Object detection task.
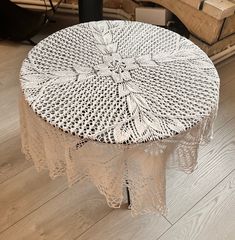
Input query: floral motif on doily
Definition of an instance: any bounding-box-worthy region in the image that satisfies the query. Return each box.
[88,21,186,142]
[95,53,138,83]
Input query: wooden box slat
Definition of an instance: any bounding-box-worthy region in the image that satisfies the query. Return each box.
[103,0,122,9]
[220,14,235,39]
[190,33,235,58]
[180,0,204,9]
[202,0,235,20]
[14,3,48,10]
[122,0,139,17]
[11,0,60,10]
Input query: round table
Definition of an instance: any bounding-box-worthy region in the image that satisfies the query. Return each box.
[19,20,220,215]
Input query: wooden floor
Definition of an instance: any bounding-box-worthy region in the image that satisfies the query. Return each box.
[0,14,235,240]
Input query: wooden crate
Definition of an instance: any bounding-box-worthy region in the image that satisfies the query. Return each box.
[135,6,173,26]
[11,0,235,61]
[11,0,62,11]
[108,0,235,61]
[137,0,235,44]
[134,0,235,61]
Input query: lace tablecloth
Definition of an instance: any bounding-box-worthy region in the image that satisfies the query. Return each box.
[19,20,220,215]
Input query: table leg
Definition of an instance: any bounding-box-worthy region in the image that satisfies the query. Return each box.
[79,0,103,23]
[126,185,131,209]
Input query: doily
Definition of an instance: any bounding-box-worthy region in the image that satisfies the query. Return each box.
[19,21,220,215]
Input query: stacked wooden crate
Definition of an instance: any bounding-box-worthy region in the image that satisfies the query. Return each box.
[106,0,235,62]
[11,0,235,61]
[184,0,235,62]
[138,0,235,62]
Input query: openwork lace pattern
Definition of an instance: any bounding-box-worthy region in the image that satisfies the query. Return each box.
[19,21,220,215]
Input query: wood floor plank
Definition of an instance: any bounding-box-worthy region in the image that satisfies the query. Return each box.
[0,42,31,90]
[218,79,235,106]
[0,86,20,144]
[0,134,32,184]
[0,42,30,144]
[76,206,170,240]
[216,55,235,86]
[165,115,235,223]
[0,42,32,183]
[214,72,235,125]
[158,170,235,240]
[0,167,68,233]
[164,73,235,223]
[0,180,113,240]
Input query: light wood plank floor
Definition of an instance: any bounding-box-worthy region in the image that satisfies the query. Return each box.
[0,14,235,240]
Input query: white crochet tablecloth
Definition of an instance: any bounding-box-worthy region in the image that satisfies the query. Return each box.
[19,20,220,215]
